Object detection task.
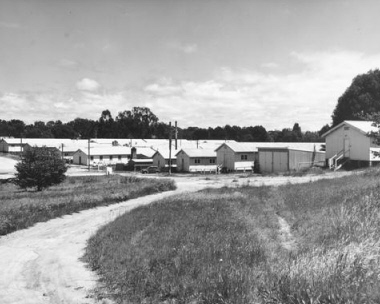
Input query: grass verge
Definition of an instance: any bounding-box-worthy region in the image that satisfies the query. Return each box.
[0,175,176,236]
[84,169,380,304]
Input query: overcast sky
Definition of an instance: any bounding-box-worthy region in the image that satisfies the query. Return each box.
[1,0,380,131]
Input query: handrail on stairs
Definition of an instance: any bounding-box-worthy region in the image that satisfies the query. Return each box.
[328,149,350,171]
[329,148,350,170]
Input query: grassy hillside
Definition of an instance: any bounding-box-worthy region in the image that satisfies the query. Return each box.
[84,169,380,304]
[0,175,176,235]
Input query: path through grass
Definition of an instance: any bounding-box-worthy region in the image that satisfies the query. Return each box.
[84,169,380,304]
[0,175,176,235]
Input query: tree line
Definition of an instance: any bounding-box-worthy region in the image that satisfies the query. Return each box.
[0,107,327,142]
[5,68,380,142]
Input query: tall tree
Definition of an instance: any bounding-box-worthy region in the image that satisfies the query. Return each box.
[332,69,380,126]
[14,147,67,191]
[98,110,115,138]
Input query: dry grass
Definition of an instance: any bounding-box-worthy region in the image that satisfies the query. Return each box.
[0,175,176,235]
[84,169,380,304]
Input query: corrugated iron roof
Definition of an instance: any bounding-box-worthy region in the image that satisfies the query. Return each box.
[176,148,217,158]
[77,146,131,156]
[257,142,324,152]
[216,142,324,153]
[215,142,257,152]
[322,120,378,138]
[153,149,180,159]
[134,148,156,158]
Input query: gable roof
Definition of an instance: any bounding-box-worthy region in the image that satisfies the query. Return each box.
[215,142,256,153]
[134,147,156,158]
[75,146,131,156]
[215,141,324,153]
[321,120,378,138]
[153,149,180,159]
[175,148,216,158]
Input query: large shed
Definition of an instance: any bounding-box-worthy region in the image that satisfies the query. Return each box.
[175,149,217,172]
[73,146,131,166]
[152,149,179,170]
[322,120,380,168]
[0,138,31,154]
[215,142,256,172]
[258,146,325,173]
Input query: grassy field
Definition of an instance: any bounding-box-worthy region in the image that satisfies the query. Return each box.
[84,169,380,304]
[0,175,176,236]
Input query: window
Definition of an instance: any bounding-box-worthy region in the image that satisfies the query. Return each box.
[344,127,350,130]
[194,159,200,164]
[110,155,113,160]
[241,154,248,160]
[118,155,121,160]
[90,156,94,161]
[100,156,103,160]
[210,159,215,163]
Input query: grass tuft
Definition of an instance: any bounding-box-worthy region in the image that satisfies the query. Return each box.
[84,169,380,303]
[0,175,176,235]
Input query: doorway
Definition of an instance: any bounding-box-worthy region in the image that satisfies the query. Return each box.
[344,138,350,158]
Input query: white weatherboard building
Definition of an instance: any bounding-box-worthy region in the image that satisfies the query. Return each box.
[176,149,217,172]
[258,146,325,173]
[322,120,380,168]
[214,142,325,173]
[215,142,256,172]
[152,149,179,170]
[73,147,131,166]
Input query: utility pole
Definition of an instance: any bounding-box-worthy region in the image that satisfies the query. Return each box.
[88,138,90,171]
[169,122,172,175]
[175,121,178,150]
[61,143,64,160]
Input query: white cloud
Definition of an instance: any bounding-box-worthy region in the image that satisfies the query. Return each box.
[167,42,198,54]
[0,89,127,124]
[3,50,380,130]
[58,58,78,68]
[76,78,100,91]
[261,62,279,69]
[143,50,380,130]
[0,21,22,29]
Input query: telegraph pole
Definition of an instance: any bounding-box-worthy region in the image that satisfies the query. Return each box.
[169,122,172,175]
[88,138,90,171]
[175,121,178,150]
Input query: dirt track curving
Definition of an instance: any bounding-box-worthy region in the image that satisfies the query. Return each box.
[0,171,353,304]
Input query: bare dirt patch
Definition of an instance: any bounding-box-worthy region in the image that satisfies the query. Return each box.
[0,155,18,177]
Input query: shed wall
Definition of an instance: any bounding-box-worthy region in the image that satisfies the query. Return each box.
[289,150,325,170]
[216,145,256,171]
[0,141,8,153]
[216,145,235,170]
[176,151,190,172]
[73,151,88,165]
[325,125,371,161]
[259,149,289,173]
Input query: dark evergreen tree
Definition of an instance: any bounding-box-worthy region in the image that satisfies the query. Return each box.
[332,69,380,126]
[14,147,67,191]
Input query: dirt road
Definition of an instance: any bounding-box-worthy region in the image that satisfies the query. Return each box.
[0,171,353,304]
[0,155,17,178]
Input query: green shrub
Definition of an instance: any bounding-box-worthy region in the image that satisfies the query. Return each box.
[14,147,67,191]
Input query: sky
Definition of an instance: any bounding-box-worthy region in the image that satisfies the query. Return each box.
[1,0,380,131]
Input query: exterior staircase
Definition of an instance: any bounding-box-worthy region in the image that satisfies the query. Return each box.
[328,149,350,171]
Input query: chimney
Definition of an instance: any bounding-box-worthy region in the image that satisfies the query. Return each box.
[131,147,136,159]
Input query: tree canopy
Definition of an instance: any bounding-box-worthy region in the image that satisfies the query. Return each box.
[0,107,324,142]
[14,147,67,191]
[332,69,380,126]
